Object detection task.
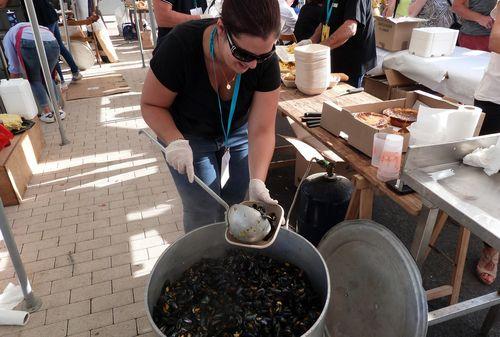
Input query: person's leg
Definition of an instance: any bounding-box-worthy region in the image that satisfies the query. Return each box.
[477,243,499,285]
[474,99,500,135]
[162,137,225,233]
[20,40,51,113]
[47,22,81,77]
[220,125,250,206]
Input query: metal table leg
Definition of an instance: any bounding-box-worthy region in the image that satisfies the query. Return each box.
[411,201,439,268]
[0,199,42,312]
[480,291,500,337]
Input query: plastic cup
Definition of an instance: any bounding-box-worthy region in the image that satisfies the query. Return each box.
[371,133,389,168]
[377,134,404,182]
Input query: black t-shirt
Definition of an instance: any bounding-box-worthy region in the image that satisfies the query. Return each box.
[157,0,207,40]
[150,19,281,140]
[294,4,323,42]
[323,0,376,77]
[33,0,58,26]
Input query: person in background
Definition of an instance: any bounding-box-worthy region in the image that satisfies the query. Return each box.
[32,0,82,87]
[473,3,500,285]
[141,0,281,232]
[152,0,211,45]
[384,0,455,28]
[3,23,66,123]
[294,0,323,41]
[278,0,298,36]
[297,0,377,87]
[453,0,496,51]
[0,0,83,88]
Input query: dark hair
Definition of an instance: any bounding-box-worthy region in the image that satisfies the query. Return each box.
[221,0,281,39]
[307,0,323,5]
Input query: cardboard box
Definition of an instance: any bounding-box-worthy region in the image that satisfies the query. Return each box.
[364,71,417,101]
[320,91,459,157]
[374,16,426,51]
[0,119,45,206]
[141,31,154,49]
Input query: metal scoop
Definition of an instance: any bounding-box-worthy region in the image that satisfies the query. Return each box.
[139,130,272,244]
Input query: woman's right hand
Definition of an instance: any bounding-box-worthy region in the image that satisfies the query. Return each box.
[165,139,195,183]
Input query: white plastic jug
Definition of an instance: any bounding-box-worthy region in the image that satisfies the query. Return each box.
[0,79,38,119]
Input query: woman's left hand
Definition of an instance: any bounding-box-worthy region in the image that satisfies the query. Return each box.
[248,179,278,205]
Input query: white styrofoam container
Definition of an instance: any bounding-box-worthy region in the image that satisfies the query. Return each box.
[0,79,38,119]
[409,27,459,58]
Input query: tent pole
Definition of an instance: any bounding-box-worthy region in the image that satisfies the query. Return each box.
[146,0,157,46]
[133,0,146,68]
[59,0,72,54]
[0,199,42,312]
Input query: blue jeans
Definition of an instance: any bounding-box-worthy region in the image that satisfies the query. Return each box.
[47,22,79,82]
[163,125,250,233]
[20,39,60,110]
[347,73,364,88]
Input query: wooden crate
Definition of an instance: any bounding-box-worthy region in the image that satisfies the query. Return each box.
[0,119,44,206]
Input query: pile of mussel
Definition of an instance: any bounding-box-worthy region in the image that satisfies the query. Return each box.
[153,250,321,337]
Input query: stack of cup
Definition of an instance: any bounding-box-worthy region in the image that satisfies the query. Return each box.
[294,44,331,95]
[372,133,404,182]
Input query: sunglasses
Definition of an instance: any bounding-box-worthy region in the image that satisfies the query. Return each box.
[225,30,276,64]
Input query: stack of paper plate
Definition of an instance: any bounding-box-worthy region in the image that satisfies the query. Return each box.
[295,44,331,95]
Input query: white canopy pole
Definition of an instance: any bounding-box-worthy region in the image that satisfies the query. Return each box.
[59,0,72,54]
[23,0,70,146]
[0,199,42,312]
[133,0,146,68]
[146,0,157,46]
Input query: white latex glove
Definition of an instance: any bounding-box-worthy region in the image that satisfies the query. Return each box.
[200,13,214,19]
[296,39,312,46]
[248,179,278,205]
[165,139,194,183]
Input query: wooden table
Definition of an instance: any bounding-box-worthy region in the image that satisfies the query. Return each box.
[278,83,422,216]
[279,83,476,308]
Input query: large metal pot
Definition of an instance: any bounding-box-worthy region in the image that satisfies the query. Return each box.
[145,222,331,337]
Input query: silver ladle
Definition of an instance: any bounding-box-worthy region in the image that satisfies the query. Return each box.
[139,130,271,243]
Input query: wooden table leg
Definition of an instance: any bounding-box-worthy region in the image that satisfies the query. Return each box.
[450,227,471,305]
[345,174,372,220]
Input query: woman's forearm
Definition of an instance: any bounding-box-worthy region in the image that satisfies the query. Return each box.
[248,127,275,181]
[141,104,183,144]
[247,90,279,181]
[490,10,500,53]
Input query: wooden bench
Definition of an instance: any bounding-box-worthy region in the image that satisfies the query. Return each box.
[0,119,44,206]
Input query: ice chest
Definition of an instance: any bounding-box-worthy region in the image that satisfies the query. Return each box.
[320,91,459,157]
[0,79,38,119]
[409,27,459,57]
[374,16,426,52]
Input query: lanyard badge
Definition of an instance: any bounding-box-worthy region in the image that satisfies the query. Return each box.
[322,0,337,42]
[209,28,241,187]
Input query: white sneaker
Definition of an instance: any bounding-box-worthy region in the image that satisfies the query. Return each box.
[72,72,83,82]
[59,110,66,120]
[40,112,55,123]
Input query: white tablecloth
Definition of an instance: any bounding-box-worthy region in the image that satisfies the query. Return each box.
[382,47,491,104]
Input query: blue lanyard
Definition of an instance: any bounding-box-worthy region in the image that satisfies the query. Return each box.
[209,28,241,146]
[325,0,335,24]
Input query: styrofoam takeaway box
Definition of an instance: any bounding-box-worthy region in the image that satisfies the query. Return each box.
[409,27,459,58]
[0,79,38,119]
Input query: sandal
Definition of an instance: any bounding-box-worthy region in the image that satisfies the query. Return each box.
[476,246,499,285]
